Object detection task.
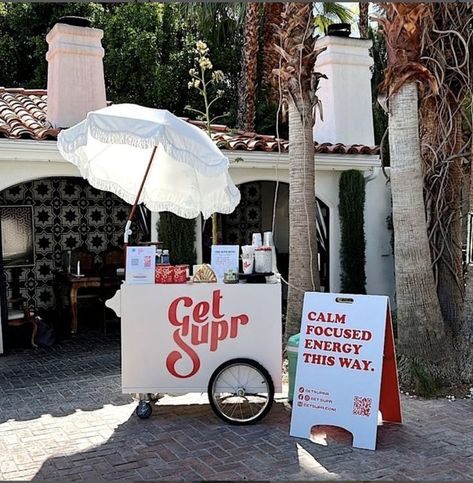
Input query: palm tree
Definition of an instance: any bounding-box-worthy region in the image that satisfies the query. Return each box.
[420,2,472,338]
[237,3,260,132]
[378,3,453,388]
[239,2,353,132]
[273,3,325,341]
[358,2,369,38]
[464,130,473,343]
[262,2,284,90]
[313,2,354,35]
[178,3,245,42]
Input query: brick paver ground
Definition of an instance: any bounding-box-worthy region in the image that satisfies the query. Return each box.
[1,328,473,480]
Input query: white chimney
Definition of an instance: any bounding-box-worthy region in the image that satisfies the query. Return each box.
[314,36,374,146]
[46,21,106,128]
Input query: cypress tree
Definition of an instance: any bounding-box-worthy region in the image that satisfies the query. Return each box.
[339,170,366,294]
[158,213,196,266]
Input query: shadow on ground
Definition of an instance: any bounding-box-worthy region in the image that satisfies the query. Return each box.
[0,327,131,424]
[3,322,472,480]
[32,399,349,480]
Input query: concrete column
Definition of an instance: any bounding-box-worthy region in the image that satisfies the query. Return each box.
[46,22,106,128]
[314,36,374,146]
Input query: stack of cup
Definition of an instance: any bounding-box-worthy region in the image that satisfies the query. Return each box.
[263,231,278,274]
[263,231,273,246]
[254,246,273,273]
[252,233,262,247]
[241,245,255,274]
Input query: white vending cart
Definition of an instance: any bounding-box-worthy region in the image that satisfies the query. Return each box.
[107,281,282,425]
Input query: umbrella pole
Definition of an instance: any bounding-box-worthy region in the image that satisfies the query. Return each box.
[123,145,158,250]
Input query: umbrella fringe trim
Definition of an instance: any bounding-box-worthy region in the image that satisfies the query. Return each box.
[57,120,230,178]
[74,168,241,220]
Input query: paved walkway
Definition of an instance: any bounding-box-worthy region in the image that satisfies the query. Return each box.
[1,329,473,481]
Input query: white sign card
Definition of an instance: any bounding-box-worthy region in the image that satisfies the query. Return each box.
[210,245,239,281]
[290,292,401,451]
[125,246,156,284]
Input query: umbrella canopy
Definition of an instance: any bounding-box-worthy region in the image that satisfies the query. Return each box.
[57,104,240,219]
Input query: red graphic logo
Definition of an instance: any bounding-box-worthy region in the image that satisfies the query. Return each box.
[166,290,249,378]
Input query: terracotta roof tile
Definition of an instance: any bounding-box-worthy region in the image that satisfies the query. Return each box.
[0,89,380,155]
[0,88,59,140]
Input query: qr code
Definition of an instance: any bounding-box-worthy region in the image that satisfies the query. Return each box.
[353,396,372,417]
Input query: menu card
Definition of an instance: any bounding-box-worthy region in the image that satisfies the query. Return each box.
[125,246,156,284]
[211,245,239,282]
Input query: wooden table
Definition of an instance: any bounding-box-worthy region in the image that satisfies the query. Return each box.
[67,275,102,334]
[8,308,38,348]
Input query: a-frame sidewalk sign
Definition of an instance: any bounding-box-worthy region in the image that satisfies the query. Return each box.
[290,292,402,450]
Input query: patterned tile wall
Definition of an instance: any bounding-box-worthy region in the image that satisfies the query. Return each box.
[0,177,144,310]
[222,182,262,246]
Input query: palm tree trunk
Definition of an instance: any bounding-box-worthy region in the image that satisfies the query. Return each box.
[463,138,473,341]
[359,3,369,39]
[237,3,260,132]
[274,2,323,341]
[285,98,320,340]
[461,138,473,379]
[262,2,284,98]
[421,98,464,335]
[435,112,464,335]
[389,82,452,382]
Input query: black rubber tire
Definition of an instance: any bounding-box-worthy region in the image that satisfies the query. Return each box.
[136,401,152,419]
[208,358,274,425]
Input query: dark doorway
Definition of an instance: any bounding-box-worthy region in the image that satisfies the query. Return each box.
[203,181,330,291]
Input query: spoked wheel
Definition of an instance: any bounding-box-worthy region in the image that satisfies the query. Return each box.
[208,358,274,425]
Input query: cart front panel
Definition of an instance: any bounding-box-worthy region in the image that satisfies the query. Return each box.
[120,283,282,393]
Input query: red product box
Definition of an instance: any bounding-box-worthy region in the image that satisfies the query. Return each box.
[155,264,174,284]
[174,265,188,284]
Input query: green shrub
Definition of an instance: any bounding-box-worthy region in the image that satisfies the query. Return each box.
[158,212,196,266]
[339,169,366,294]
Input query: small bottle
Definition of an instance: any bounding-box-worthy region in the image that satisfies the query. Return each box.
[161,249,170,264]
[156,249,163,265]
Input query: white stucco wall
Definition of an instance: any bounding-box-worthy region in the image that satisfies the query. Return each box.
[0,143,395,357]
[0,161,79,192]
[364,169,395,300]
[314,36,375,146]
[0,140,80,192]
[229,152,395,300]
[46,23,106,128]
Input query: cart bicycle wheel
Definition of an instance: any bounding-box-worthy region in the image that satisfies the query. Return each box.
[208,358,274,425]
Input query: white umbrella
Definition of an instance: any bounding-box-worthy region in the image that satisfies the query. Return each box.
[57,104,240,241]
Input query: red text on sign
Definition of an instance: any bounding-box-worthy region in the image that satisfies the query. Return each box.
[307,312,347,324]
[166,290,249,378]
[305,325,372,341]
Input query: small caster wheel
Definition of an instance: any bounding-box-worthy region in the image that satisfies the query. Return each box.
[136,401,152,419]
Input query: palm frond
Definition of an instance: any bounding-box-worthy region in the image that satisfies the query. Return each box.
[313,2,354,33]
[178,2,245,41]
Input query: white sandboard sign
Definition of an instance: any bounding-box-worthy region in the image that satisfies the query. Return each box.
[290,292,401,450]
